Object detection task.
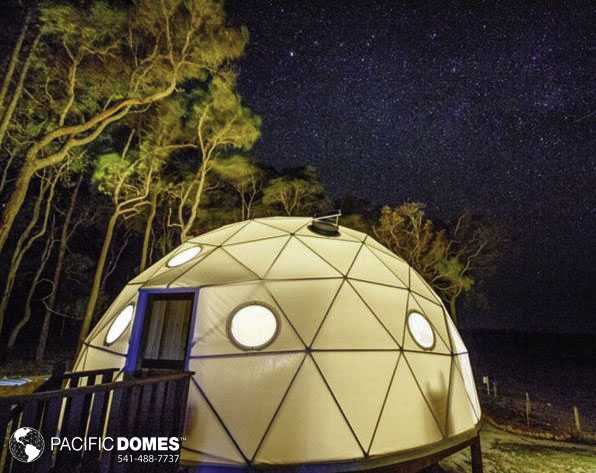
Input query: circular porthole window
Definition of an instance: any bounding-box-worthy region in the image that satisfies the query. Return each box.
[167,246,202,267]
[228,304,279,350]
[105,304,134,346]
[407,311,435,350]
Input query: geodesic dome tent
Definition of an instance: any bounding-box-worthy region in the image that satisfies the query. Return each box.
[75,216,481,470]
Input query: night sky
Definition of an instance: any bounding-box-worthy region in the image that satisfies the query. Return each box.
[227,1,596,334]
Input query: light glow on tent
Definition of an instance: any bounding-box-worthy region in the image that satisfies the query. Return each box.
[229,304,278,349]
[105,304,134,345]
[79,218,482,467]
[167,246,202,267]
[407,311,435,349]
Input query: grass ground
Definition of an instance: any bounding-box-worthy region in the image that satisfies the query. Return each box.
[438,423,596,473]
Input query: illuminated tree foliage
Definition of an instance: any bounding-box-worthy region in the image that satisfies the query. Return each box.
[168,73,261,242]
[0,165,63,340]
[212,154,264,220]
[0,1,505,360]
[0,0,248,252]
[262,166,330,216]
[78,132,157,349]
[373,203,502,324]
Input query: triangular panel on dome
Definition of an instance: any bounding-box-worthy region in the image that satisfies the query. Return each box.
[129,261,165,285]
[446,311,468,354]
[364,236,395,258]
[409,268,442,304]
[296,236,363,275]
[181,448,244,466]
[189,221,250,246]
[191,283,305,356]
[312,282,398,349]
[266,279,343,346]
[254,217,310,234]
[265,237,342,280]
[446,360,478,436]
[348,245,406,288]
[403,296,451,354]
[224,236,290,279]
[338,226,369,242]
[404,352,452,436]
[350,280,408,347]
[411,294,452,353]
[189,353,304,459]
[129,254,171,285]
[130,241,212,284]
[224,221,289,245]
[87,283,141,340]
[72,346,88,372]
[83,346,125,372]
[88,318,132,356]
[254,356,362,464]
[128,242,197,284]
[370,354,443,455]
[138,244,217,288]
[184,380,245,464]
[313,351,399,449]
[166,249,259,288]
[454,354,481,421]
[367,246,410,288]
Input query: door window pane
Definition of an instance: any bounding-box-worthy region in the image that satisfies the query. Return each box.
[140,293,194,370]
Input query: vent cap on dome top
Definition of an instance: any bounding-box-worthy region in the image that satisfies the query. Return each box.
[308,212,342,236]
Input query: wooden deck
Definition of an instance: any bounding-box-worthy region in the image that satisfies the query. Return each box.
[1,366,483,473]
[0,366,192,473]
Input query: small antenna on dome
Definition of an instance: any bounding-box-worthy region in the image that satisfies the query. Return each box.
[309,211,342,236]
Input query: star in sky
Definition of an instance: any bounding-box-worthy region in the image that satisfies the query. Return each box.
[227,0,596,332]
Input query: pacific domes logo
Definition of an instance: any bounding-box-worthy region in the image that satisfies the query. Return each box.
[9,427,45,463]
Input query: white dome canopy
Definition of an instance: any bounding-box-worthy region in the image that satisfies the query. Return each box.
[76,217,481,469]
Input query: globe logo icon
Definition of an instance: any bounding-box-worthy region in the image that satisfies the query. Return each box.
[9,427,44,463]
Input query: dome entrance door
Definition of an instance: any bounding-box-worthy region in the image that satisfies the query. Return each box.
[133,291,196,371]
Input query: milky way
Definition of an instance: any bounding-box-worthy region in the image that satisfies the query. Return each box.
[227,1,595,333]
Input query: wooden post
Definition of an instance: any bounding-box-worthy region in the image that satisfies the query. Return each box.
[573,406,581,432]
[482,376,490,396]
[470,435,484,473]
[525,392,531,427]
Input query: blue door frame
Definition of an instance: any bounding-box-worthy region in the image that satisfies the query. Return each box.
[125,287,200,374]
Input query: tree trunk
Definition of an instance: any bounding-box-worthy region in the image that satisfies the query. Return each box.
[140,192,158,272]
[180,165,208,242]
[0,152,17,195]
[240,193,247,220]
[0,31,42,149]
[0,161,36,254]
[7,228,54,351]
[0,69,176,255]
[245,185,258,219]
[36,176,82,361]
[0,9,30,113]
[0,173,53,338]
[449,297,458,326]
[0,253,27,339]
[77,210,119,353]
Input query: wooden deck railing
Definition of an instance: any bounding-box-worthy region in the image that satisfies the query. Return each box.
[0,368,192,473]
